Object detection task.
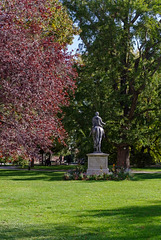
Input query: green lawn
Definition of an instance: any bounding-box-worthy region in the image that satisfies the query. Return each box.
[1,169,161,239]
[28,164,77,171]
[131,167,161,172]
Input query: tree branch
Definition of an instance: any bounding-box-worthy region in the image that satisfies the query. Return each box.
[132,107,161,120]
[142,40,161,60]
[131,12,140,24]
[149,56,161,77]
[128,92,138,120]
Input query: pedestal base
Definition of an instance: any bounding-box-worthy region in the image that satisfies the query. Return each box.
[87,153,109,175]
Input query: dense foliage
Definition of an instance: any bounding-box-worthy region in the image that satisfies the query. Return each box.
[0,0,77,160]
[62,0,161,167]
[44,0,79,45]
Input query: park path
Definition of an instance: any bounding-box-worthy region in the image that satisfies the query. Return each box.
[132,170,161,173]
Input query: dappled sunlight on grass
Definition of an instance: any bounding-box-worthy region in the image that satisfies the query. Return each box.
[132,173,161,181]
[1,169,161,239]
[1,204,161,239]
[0,170,64,181]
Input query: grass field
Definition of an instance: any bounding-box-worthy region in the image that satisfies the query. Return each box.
[1,169,161,240]
[26,164,77,171]
[132,167,161,172]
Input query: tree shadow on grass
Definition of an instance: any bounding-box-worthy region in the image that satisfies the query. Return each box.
[72,173,161,184]
[0,170,64,181]
[1,203,161,239]
[1,169,161,182]
[75,203,161,239]
[132,173,161,181]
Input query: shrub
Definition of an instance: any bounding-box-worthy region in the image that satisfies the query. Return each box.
[12,156,29,168]
[64,167,133,181]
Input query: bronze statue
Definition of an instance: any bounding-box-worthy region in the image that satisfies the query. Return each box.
[91,112,105,152]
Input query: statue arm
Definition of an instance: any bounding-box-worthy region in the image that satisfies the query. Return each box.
[100,118,106,126]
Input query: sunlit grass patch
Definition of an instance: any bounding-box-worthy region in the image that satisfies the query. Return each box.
[1,169,161,239]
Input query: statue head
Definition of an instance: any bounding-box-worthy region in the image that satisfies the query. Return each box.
[95,112,99,116]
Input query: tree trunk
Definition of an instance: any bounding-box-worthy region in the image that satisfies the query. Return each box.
[42,153,44,166]
[116,144,130,169]
[31,158,34,167]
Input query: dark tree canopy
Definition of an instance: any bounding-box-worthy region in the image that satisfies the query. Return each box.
[62,0,161,167]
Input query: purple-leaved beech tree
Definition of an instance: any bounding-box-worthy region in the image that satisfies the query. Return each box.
[0,0,77,160]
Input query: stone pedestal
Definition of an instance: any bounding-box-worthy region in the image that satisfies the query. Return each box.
[87,153,109,175]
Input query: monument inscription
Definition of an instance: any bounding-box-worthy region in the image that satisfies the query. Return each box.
[88,156,107,168]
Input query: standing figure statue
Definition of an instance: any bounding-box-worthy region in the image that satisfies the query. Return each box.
[91,112,105,152]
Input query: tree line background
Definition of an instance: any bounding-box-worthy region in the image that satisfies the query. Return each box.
[1,0,161,168]
[62,0,161,168]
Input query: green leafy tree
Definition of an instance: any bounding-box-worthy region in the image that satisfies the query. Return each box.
[62,0,161,168]
[43,0,80,46]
